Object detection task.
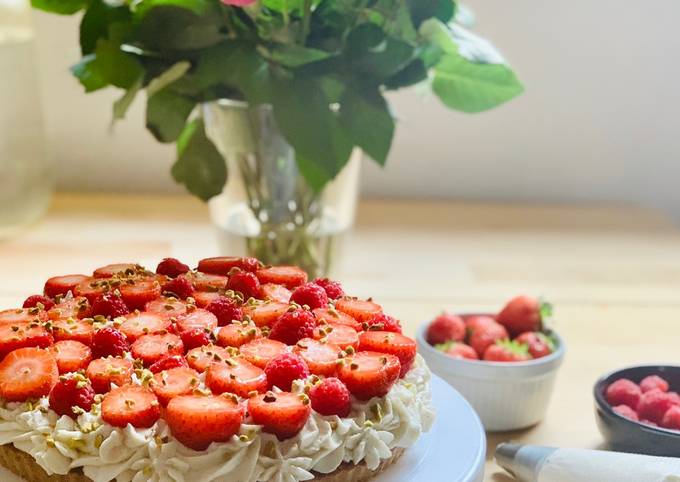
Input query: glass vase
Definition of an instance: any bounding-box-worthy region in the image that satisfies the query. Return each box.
[204,99,361,278]
[0,0,51,239]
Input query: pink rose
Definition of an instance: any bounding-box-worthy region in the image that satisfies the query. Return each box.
[221,0,257,6]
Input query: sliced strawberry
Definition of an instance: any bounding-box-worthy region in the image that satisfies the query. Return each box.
[192,291,223,308]
[101,384,160,428]
[165,394,245,451]
[248,391,311,440]
[44,275,91,298]
[73,279,111,304]
[131,333,184,367]
[93,263,144,278]
[119,311,171,342]
[86,357,134,393]
[313,323,359,350]
[51,318,95,346]
[334,299,382,323]
[119,279,162,311]
[48,297,92,320]
[313,308,361,331]
[197,256,261,275]
[0,347,58,402]
[338,351,400,401]
[186,344,233,372]
[240,338,288,369]
[293,338,342,377]
[0,308,47,326]
[182,272,229,292]
[0,323,54,359]
[217,323,260,348]
[145,297,189,319]
[256,266,308,289]
[358,331,417,377]
[206,358,267,397]
[50,340,92,374]
[260,284,292,304]
[243,302,289,328]
[151,367,200,406]
[175,309,218,334]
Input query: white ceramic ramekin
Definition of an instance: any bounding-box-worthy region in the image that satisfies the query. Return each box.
[416,321,565,432]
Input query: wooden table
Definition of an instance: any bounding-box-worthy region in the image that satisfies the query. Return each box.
[2,193,680,481]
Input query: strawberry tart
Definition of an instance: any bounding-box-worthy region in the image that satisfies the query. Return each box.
[0,258,435,482]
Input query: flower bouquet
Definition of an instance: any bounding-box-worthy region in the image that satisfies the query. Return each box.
[32,0,522,275]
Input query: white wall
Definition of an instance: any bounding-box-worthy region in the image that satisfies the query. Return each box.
[31,1,680,220]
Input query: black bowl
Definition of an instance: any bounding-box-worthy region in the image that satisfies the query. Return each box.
[594,365,680,456]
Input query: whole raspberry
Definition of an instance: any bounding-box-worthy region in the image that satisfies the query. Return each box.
[161,277,194,300]
[227,271,260,300]
[640,375,669,393]
[91,327,130,359]
[426,312,465,345]
[605,378,642,410]
[206,297,244,326]
[613,404,639,421]
[22,294,56,311]
[49,375,96,418]
[156,258,190,278]
[313,279,344,300]
[662,405,680,429]
[363,313,402,334]
[91,293,129,319]
[290,283,329,310]
[240,257,262,272]
[180,327,212,351]
[309,377,351,417]
[264,353,310,391]
[149,354,189,374]
[637,389,679,424]
[269,309,316,345]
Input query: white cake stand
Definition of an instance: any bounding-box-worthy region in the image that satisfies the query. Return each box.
[0,375,486,482]
[374,374,486,482]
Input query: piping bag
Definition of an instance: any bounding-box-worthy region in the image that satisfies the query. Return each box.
[495,443,680,482]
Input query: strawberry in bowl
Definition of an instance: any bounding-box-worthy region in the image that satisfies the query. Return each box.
[417,295,565,431]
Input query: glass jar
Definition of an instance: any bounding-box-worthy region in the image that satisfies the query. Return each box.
[0,0,51,238]
[204,99,361,278]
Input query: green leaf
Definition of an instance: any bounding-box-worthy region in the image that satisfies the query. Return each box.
[72,38,144,92]
[384,59,428,90]
[369,0,418,42]
[134,5,223,51]
[171,118,227,201]
[419,18,457,55]
[346,23,415,81]
[146,89,196,142]
[71,55,109,93]
[133,0,212,18]
[432,53,524,113]
[147,61,192,97]
[80,0,132,55]
[271,78,352,191]
[270,45,331,68]
[339,89,394,165]
[407,0,455,27]
[113,76,143,121]
[31,0,88,15]
[188,42,273,103]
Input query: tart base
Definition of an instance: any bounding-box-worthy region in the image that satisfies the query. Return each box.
[0,443,404,482]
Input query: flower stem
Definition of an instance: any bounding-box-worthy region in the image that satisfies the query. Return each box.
[300,0,312,44]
